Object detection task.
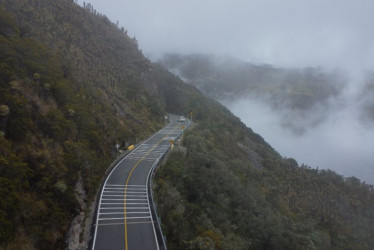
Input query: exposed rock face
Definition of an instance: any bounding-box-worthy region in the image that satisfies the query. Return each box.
[237,142,263,169]
[65,174,87,250]
[66,212,85,250]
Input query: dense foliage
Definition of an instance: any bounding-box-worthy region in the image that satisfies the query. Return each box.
[154,109,374,249]
[1,0,374,249]
[0,0,168,248]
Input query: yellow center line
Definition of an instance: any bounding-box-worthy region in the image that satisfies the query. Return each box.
[124,123,180,250]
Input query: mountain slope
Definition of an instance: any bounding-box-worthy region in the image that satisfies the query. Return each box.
[0,1,374,250]
[0,1,273,248]
[0,1,170,248]
[153,99,374,249]
[156,55,374,249]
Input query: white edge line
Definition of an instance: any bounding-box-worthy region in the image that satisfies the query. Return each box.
[145,116,186,250]
[102,199,147,201]
[147,159,161,250]
[101,203,148,205]
[102,194,144,196]
[103,191,146,193]
[104,187,146,190]
[100,212,150,215]
[92,153,128,249]
[99,207,148,210]
[99,216,152,220]
[92,119,173,249]
[105,184,146,187]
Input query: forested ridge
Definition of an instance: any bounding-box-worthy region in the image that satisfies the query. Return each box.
[0,1,374,250]
[0,0,186,248]
[155,123,374,249]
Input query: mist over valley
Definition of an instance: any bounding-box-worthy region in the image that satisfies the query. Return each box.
[2,1,374,249]
[87,0,374,183]
[159,54,374,184]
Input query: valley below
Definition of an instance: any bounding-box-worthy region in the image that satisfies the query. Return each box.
[160,53,374,184]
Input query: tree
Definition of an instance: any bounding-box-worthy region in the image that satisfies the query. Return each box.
[0,104,10,133]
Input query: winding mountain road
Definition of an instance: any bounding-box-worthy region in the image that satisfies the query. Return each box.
[92,115,188,250]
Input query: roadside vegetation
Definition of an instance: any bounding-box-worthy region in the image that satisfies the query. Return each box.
[155,110,374,249]
[1,0,374,249]
[0,1,165,248]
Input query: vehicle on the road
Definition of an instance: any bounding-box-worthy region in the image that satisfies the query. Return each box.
[178,116,186,122]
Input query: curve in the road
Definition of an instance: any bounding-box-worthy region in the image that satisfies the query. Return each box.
[123,127,177,249]
[92,115,188,250]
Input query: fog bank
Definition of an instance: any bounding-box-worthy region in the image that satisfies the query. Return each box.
[225,96,374,184]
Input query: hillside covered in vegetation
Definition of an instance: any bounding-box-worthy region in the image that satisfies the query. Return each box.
[0,1,374,250]
[0,0,193,248]
[155,121,374,249]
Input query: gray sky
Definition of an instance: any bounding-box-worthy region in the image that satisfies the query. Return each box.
[86,0,374,69]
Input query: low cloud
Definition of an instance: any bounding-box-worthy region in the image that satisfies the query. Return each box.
[225,80,374,184]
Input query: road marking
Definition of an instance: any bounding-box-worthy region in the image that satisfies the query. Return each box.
[99,216,151,221]
[99,207,148,210]
[92,118,184,250]
[103,195,146,197]
[122,212,149,214]
[104,190,146,193]
[97,221,154,226]
[100,203,125,205]
[124,123,179,250]
[123,203,149,206]
[93,139,147,249]
[99,211,150,215]
[106,184,146,187]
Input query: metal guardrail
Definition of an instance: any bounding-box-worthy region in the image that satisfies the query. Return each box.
[147,122,187,250]
[148,158,167,250]
[89,116,189,250]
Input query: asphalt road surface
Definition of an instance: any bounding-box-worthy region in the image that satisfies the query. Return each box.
[92,115,188,250]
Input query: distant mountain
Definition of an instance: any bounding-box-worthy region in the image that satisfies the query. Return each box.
[159,53,349,134]
[1,1,374,250]
[159,54,346,105]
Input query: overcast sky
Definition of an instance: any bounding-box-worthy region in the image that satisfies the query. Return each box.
[85,0,374,69]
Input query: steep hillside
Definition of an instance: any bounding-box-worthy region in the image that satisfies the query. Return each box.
[0,0,175,248]
[1,1,374,250]
[0,1,269,248]
[156,49,374,249]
